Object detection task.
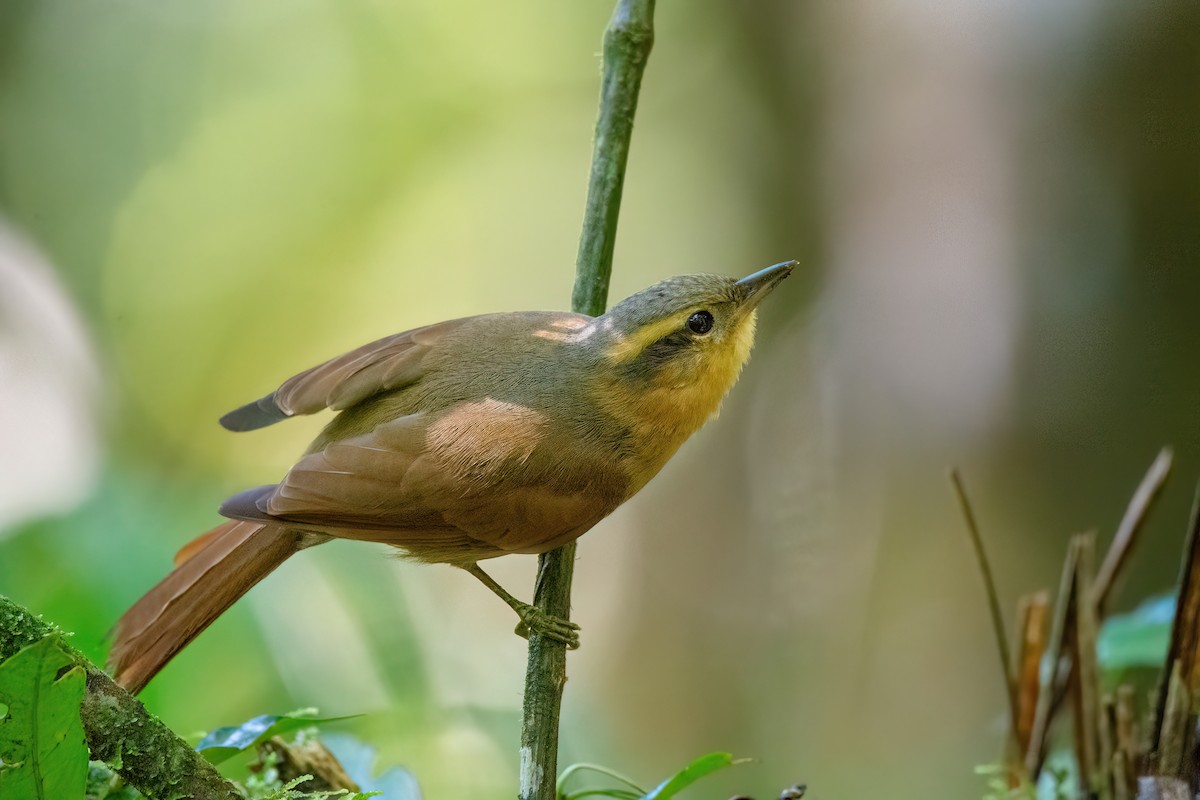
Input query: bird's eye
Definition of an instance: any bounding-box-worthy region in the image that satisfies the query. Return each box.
[687,310,714,334]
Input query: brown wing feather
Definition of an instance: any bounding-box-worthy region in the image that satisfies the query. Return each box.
[441,485,608,554]
[234,406,625,563]
[219,318,468,431]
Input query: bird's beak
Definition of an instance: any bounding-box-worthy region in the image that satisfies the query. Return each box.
[734,261,796,317]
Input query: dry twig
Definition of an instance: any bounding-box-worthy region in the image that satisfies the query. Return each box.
[1095,448,1174,614]
[1014,591,1050,755]
[1068,533,1106,796]
[950,469,1020,754]
[1026,539,1080,775]
[1153,482,1200,760]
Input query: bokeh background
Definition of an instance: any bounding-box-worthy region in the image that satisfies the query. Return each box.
[1,1,1197,797]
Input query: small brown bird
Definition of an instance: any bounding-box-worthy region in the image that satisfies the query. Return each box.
[110,262,794,693]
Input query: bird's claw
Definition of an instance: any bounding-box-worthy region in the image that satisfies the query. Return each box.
[513,603,581,649]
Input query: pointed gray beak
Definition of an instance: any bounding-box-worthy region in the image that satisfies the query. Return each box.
[735,260,796,314]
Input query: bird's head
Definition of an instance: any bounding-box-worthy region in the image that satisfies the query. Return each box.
[589,261,795,465]
[600,261,795,382]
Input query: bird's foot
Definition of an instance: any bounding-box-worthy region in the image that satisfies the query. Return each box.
[513,602,581,649]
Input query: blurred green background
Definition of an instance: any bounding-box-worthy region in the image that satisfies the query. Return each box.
[0,1,1197,797]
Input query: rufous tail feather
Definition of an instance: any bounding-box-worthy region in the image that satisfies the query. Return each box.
[109,521,312,693]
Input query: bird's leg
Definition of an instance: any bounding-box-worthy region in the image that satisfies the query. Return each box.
[463,563,581,649]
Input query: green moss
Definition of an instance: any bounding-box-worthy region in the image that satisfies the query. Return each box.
[1,595,242,800]
[0,600,59,661]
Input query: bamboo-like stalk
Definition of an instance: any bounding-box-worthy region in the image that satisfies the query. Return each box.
[570,0,657,319]
[519,3,656,799]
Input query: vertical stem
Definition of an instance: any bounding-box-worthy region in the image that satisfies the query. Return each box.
[519,543,579,800]
[571,0,657,318]
[519,2,656,799]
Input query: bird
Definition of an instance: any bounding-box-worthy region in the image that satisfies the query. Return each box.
[109,261,795,693]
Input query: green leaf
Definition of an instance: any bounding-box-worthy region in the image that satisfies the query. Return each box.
[557,762,647,799]
[641,752,741,800]
[564,791,640,800]
[197,710,359,765]
[558,754,745,800]
[1098,594,1173,671]
[0,637,88,799]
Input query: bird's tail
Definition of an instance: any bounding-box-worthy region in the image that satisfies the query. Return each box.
[109,520,316,693]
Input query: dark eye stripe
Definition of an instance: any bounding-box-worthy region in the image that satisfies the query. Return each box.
[641,330,692,363]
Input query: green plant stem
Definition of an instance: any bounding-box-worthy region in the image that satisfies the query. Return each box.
[570,0,656,318]
[519,2,656,800]
[0,595,242,800]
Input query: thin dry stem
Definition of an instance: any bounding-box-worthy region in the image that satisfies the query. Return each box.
[950,469,1020,754]
[1095,448,1174,613]
[1152,482,1200,757]
[1027,539,1079,776]
[1015,591,1050,755]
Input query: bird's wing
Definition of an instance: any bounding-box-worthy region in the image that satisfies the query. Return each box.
[219,317,469,431]
[222,410,622,559]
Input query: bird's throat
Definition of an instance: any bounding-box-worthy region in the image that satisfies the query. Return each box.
[603,312,758,489]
